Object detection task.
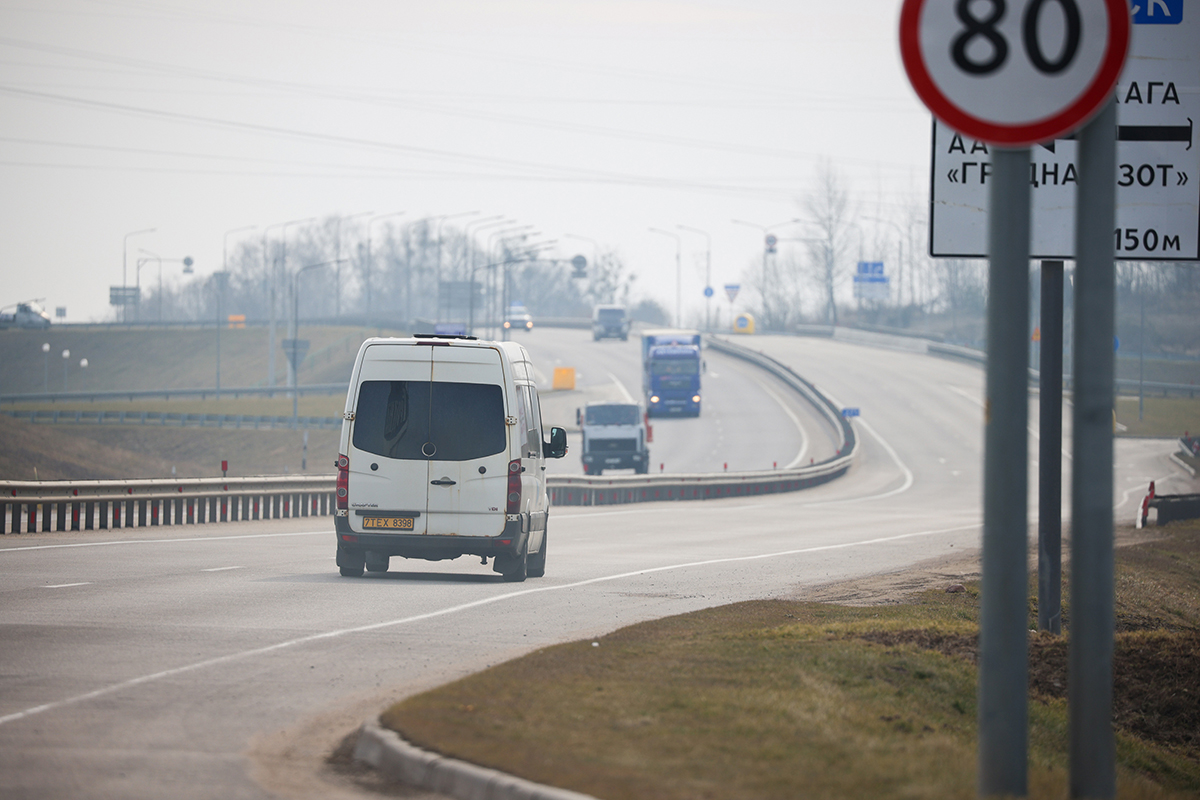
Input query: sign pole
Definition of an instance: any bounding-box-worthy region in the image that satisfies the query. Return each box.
[978,146,1031,798]
[1070,98,1118,800]
[1038,259,1064,634]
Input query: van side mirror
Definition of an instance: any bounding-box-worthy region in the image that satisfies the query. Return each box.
[545,426,568,459]
[576,408,582,426]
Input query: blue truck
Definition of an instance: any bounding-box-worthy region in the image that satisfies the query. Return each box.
[641,329,702,417]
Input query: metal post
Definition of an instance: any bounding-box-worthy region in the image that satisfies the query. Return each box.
[978,146,1031,798]
[1070,99,1117,800]
[1138,265,1145,421]
[1038,259,1064,634]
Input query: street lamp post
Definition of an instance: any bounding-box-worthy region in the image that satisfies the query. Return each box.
[261,217,316,392]
[291,261,336,424]
[365,212,406,327]
[732,218,801,328]
[862,215,906,307]
[434,211,480,322]
[563,233,599,275]
[648,228,682,328]
[335,211,373,320]
[42,342,50,392]
[488,225,536,338]
[61,348,70,392]
[678,225,712,330]
[220,225,256,398]
[122,227,156,323]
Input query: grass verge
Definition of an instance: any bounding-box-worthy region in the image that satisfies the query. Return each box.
[379,522,1200,799]
[1115,396,1200,439]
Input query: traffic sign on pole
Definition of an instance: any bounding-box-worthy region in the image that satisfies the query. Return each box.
[901,2,1131,797]
[929,8,1199,260]
[723,284,740,303]
[900,0,1130,146]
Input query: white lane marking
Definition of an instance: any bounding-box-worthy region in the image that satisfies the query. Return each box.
[750,376,809,468]
[606,372,635,403]
[0,521,981,728]
[201,566,245,573]
[814,388,914,504]
[708,372,720,378]
[43,582,92,589]
[0,530,325,554]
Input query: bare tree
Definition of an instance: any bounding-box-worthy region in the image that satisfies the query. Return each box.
[799,161,857,326]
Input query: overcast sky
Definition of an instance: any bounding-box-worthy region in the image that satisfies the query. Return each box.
[0,0,931,323]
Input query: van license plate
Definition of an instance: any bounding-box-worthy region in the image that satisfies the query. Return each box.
[362,517,414,530]
[605,458,622,464]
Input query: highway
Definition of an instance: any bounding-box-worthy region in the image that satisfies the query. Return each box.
[0,332,1193,800]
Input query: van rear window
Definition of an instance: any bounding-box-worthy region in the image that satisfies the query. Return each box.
[353,381,505,461]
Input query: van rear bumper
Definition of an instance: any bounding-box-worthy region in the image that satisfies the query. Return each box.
[334,515,526,562]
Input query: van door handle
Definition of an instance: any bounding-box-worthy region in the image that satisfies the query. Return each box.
[430,478,457,486]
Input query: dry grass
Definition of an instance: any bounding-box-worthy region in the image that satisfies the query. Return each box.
[0,413,338,480]
[380,522,1200,799]
[1115,396,1200,439]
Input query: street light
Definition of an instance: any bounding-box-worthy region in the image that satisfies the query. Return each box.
[732,218,802,327]
[366,212,406,326]
[42,342,50,392]
[469,240,558,338]
[335,211,373,320]
[862,215,906,307]
[61,348,70,392]
[262,216,317,391]
[434,211,480,322]
[648,227,682,328]
[291,260,337,424]
[678,225,712,330]
[563,233,598,277]
[122,227,156,323]
[139,249,194,323]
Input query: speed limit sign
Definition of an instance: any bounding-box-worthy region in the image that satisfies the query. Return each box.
[900,0,1130,146]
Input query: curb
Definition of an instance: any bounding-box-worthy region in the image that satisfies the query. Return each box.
[1170,451,1197,478]
[353,720,599,800]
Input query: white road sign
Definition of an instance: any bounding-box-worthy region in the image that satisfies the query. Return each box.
[930,5,1199,261]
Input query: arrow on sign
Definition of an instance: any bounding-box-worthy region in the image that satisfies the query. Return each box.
[1040,119,1194,152]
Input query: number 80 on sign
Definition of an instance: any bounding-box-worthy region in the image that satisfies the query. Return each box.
[900,0,1130,147]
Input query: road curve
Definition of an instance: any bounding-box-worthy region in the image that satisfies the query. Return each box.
[0,333,1192,800]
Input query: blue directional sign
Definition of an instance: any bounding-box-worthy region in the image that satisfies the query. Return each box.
[703,286,714,298]
[841,407,861,418]
[1132,0,1182,24]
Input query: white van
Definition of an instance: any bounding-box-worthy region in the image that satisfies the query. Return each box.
[334,334,567,582]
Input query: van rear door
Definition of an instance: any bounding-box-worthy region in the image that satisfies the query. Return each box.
[425,345,509,538]
[347,344,432,534]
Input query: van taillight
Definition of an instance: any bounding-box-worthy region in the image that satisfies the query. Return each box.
[507,459,521,514]
[336,454,349,510]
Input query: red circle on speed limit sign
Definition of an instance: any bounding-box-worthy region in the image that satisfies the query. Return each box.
[900,0,1130,146]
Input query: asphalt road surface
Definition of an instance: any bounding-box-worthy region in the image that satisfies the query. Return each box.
[1,333,1193,800]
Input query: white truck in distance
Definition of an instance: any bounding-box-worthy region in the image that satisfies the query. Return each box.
[578,401,650,475]
[0,301,51,329]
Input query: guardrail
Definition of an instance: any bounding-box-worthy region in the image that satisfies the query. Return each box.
[3,409,342,430]
[1,333,858,527]
[2,476,336,534]
[0,383,348,405]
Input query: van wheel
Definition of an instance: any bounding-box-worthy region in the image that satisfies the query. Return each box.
[337,545,365,577]
[340,565,364,577]
[497,544,528,583]
[365,552,389,573]
[528,529,547,578]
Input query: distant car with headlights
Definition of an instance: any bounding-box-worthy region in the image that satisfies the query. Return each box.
[333,333,567,582]
[503,305,533,332]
